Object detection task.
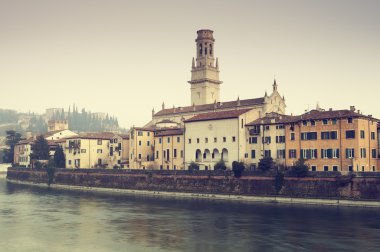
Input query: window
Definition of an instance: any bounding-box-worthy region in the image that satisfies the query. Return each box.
[97,149,102,153]
[97,139,102,145]
[362,166,365,172]
[156,151,159,159]
[138,131,143,136]
[373,166,376,172]
[138,141,141,146]
[174,149,177,158]
[346,148,355,158]
[251,150,256,159]
[262,137,271,144]
[264,125,270,131]
[301,149,317,159]
[302,121,307,126]
[214,137,217,143]
[333,166,338,172]
[360,130,365,139]
[310,120,316,126]
[301,132,317,140]
[264,150,271,158]
[348,118,353,123]
[138,154,142,159]
[332,119,337,125]
[249,137,257,144]
[289,149,297,159]
[348,165,353,172]
[181,150,183,158]
[160,165,163,170]
[205,138,208,143]
[81,149,86,153]
[324,166,329,172]
[276,125,284,129]
[197,138,200,143]
[277,149,286,159]
[159,138,162,144]
[167,137,170,143]
[68,160,72,165]
[147,141,150,146]
[147,132,150,136]
[232,136,236,142]
[147,155,150,161]
[177,137,180,143]
[276,136,285,143]
[290,133,295,141]
[244,153,248,158]
[346,130,355,139]
[321,131,338,140]
[311,166,317,171]
[323,119,328,125]
[372,149,377,159]
[360,148,367,158]
[371,132,376,140]
[223,137,226,142]
[188,139,191,144]
[241,119,244,129]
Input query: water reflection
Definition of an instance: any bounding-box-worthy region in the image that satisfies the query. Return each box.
[1,178,380,251]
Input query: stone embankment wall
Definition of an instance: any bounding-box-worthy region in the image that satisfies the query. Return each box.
[6,168,380,200]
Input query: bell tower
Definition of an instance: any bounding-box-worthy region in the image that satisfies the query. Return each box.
[188,29,222,106]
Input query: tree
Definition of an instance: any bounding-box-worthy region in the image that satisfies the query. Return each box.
[258,157,274,172]
[46,159,56,187]
[214,160,227,171]
[53,146,66,168]
[4,130,22,163]
[31,135,50,160]
[290,158,309,178]
[188,162,200,171]
[232,161,245,178]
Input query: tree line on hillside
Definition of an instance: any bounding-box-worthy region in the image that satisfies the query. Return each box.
[0,109,18,124]
[51,105,119,132]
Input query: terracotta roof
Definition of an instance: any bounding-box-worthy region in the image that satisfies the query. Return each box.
[185,109,252,123]
[246,113,294,126]
[119,134,130,140]
[247,109,378,126]
[154,97,265,116]
[16,138,34,145]
[155,128,184,137]
[66,132,116,140]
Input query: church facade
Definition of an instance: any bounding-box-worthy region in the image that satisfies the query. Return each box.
[129,29,286,170]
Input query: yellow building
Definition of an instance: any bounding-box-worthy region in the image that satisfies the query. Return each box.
[128,127,155,169]
[154,128,184,170]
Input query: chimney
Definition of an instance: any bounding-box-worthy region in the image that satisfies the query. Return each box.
[350,106,356,112]
[329,108,333,111]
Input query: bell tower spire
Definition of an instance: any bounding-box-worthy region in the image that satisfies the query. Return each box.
[188,29,222,106]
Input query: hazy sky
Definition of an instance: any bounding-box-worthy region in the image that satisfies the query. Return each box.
[1,0,379,128]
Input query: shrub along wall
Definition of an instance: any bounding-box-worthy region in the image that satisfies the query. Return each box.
[6,168,380,200]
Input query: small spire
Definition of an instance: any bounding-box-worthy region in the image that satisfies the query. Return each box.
[265,91,268,97]
[273,77,278,92]
[216,57,219,69]
[282,95,285,101]
[237,96,240,106]
[152,108,155,116]
[192,57,195,69]
[162,102,165,110]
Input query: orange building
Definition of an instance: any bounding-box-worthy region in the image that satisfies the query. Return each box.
[246,108,379,172]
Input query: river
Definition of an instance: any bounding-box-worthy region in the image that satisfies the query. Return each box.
[0,177,380,251]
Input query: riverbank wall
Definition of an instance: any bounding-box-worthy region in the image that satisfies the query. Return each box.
[6,168,380,202]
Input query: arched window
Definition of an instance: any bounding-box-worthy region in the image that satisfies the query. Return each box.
[204,149,211,162]
[199,44,203,56]
[195,149,202,162]
[209,44,213,55]
[221,148,229,162]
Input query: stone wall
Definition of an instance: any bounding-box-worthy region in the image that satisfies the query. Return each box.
[6,168,380,200]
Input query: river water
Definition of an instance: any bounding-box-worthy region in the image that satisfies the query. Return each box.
[1,177,380,252]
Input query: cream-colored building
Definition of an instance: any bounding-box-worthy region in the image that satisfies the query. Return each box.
[154,128,184,170]
[14,139,34,167]
[47,120,69,132]
[184,109,258,170]
[65,132,122,169]
[44,129,77,141]
[128,127,154,169]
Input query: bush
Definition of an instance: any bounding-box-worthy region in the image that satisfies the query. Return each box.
[214,160,227,171]
[232,161,245,178]
[290,159,309,177]
[274,171,284,194]
[188,162,200,171]
[258,157,274,172]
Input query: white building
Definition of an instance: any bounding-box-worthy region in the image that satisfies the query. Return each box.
[184,109,258,170]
